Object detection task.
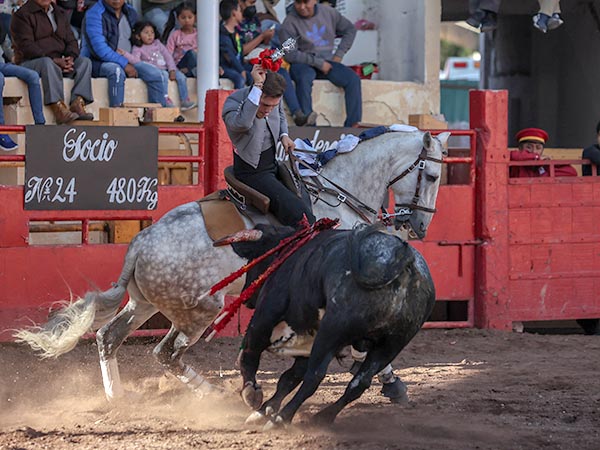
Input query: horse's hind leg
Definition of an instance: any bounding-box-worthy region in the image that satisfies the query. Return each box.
[351,346,407,403]
[96,283,158,401]
[313,342,403,425]
[153,326,217,395]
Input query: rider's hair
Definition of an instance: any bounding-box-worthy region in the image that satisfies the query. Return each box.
[262,72,286,98]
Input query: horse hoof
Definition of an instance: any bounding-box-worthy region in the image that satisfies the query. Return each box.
[381,377,409,404]
[262,415,285,431]
[241,382,263,410]
[245,411,268,426]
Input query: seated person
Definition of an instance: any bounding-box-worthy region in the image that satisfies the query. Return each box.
[279,0,362,127]
[509,127,577,178]
[163,2,197,77]
[0,61,46,151]
[222,64,314,227]
[10,0,94,124]
[582,120,600,176]
[219,0,250,89]
[82,0,168,107]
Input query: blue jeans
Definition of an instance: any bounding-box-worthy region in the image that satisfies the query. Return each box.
[143,8,171,37]
[158,68,189,103]
[177,50,197,77]
[96,61,166,107]
[222,67,247,89]
[290,61,362,127]
[0,63,45,124]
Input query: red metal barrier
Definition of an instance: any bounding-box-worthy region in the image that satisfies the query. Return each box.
[471,89,600,329]
[0,119,210,340]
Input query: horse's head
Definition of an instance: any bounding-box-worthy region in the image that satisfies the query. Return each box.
[388,131,450,239]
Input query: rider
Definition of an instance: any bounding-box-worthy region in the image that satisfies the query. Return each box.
[222,64,315,226]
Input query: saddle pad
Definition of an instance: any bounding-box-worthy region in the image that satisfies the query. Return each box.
[198,193,246,242]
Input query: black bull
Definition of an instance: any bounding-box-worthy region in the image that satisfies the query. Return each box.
[226,223,436,426]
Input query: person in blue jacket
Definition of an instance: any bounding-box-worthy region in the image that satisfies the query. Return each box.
[81,0,167,107]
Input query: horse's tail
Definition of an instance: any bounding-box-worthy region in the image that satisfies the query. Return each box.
[14,239,141,358]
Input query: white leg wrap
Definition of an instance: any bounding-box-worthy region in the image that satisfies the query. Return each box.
[100,358,124,401]
[351,347,367,362]
[377,364,395,384]
[177,366,213,393]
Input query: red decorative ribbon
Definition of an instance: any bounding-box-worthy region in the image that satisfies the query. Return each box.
[249,48,282,72]
[202,217,339,341]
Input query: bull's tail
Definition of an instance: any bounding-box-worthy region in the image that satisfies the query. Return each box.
[14,241,140,358]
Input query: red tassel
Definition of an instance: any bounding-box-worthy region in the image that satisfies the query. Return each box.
[203,218,339,341]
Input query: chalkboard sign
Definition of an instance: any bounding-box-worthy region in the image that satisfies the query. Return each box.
[24,125,158,210]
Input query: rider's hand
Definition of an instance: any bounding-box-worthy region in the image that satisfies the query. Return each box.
[281,135,295,153]
[251,64,266,88]
[169,70,176,81]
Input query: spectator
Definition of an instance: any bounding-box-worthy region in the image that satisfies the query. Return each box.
[81,0,168,107]
[509,128,577,178]
[10,0,94,124]
[279,0,362,128]
[238,0,309,126]
[466,0,500,33]
[222,64,314,226]
[0,61,46,151]
[142,0,182,37]
[533,0,563,33]
[163,2,197,77]
[219,0,249,89]
[582,120,600,176]
[119,20,195,110]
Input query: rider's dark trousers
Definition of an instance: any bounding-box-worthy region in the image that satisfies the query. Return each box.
[234,147,315,227]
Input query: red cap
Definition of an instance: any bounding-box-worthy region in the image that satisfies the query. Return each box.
[516,128,548,144]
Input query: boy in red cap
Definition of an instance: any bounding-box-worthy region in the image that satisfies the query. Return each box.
[510,127,577,178]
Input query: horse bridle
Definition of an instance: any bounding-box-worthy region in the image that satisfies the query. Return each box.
[382,147,445,221]
[291,145,443,224]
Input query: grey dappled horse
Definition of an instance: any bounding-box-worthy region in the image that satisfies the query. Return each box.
[15,130,449,402]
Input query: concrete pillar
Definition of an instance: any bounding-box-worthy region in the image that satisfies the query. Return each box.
[377,0,440,112]
[196,0,220,122]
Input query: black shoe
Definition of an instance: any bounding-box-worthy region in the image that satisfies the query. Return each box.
[466,10,485,28]
[480,11,497,33]
[293,111,308,126]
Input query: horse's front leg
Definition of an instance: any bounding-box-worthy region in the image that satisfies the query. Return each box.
[246,356,308,425]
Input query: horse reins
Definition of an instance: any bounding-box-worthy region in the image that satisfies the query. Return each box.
[287,151,378,223]
[290,146,444,224]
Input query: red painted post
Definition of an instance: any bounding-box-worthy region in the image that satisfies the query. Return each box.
[204,89,234,193]
[470,90,512,330]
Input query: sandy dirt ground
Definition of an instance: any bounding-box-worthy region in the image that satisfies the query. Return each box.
[1,329,599,450]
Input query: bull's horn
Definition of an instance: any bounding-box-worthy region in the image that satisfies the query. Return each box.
[212,229,263,247]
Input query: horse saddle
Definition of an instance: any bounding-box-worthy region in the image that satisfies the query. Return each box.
[223,163,303,214]
[198,163,308,242]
